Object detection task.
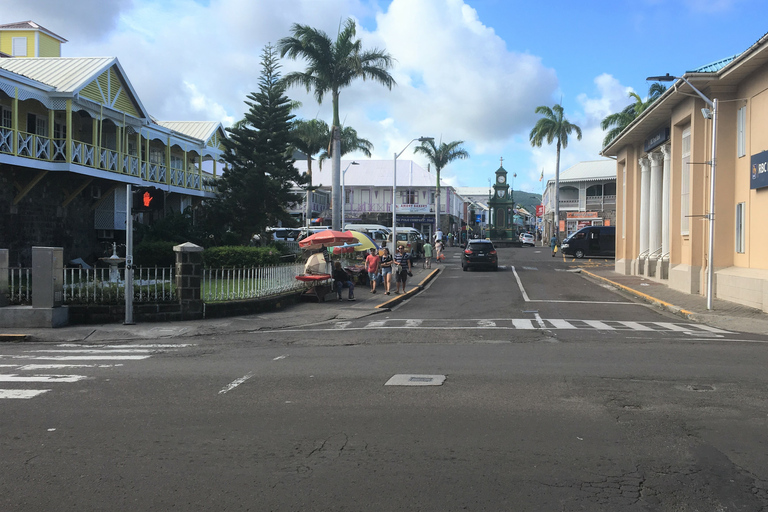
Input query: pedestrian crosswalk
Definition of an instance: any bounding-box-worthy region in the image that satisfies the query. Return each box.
[0,343,194,399]
[322,318,731,334]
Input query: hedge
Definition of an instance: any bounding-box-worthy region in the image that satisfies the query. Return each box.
[203,246,283,268]
[134,241,177,267]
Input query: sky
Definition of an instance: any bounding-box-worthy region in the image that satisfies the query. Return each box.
[4,0,767,196]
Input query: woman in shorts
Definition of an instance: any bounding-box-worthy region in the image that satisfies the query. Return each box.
[379,247,393,295]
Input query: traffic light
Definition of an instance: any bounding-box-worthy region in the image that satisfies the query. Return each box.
[133,187,162,211]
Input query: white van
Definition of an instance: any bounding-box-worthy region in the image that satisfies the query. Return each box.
[266,226,301,241]
[389,227,423,259]
[344,224,391,235]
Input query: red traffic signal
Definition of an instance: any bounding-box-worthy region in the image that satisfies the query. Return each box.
[133,187,162,211]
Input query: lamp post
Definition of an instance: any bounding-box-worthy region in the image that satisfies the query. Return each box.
[341,161,359,229]
[647,73,718,310]
[393,137,434,245]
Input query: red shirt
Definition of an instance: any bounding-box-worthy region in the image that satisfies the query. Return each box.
[365,254,380,273]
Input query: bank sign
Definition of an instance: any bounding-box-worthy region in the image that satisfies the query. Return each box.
[751,150,768,189]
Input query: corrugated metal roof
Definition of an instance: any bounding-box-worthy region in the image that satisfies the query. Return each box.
[688,54,739,73]
[0,20,67,42]
[156,121,221,141]
[554,159,616,182]
[294,159,450,188]
[0,57,114,92]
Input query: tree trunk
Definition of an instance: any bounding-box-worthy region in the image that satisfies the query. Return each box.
[435,168,441,236]
[305,157,312,229]
[331,125,341,230]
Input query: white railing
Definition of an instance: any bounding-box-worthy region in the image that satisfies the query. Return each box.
[203,262,318,302]
[63,266,175,304]
[6,267,31,305]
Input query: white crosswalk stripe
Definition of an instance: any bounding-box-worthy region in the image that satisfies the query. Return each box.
[0,343,194,399]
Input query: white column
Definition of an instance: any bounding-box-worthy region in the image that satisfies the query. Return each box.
[660,144,672,258]
[649,151,664,257]
[638,156,651,258]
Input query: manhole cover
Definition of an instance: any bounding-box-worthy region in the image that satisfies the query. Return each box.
[385,374,446,386]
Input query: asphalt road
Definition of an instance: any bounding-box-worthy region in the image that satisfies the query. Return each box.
[2,246,768,511]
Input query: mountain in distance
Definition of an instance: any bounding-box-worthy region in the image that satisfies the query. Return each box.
[512,190,542,214]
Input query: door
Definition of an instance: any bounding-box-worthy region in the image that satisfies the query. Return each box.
[601,229,616,257]
[588,228,600,255]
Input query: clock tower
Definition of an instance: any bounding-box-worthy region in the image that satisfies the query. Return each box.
[488,157,516,240]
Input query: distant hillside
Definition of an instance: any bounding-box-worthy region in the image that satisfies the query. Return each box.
[512,190,542,214]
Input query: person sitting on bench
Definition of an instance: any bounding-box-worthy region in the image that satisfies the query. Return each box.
[332,261,355,301]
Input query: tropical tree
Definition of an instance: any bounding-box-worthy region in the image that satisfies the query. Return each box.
[529,104,582,242]
[317,125,374,166]
[277,18,396,230]
[413,139,469,233]
[291,118,329,227]
[204,44,306,244]
[601,84,667,147]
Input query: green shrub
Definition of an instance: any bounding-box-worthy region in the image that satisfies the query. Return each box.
[134,241,177,267]
[203,246,283,268]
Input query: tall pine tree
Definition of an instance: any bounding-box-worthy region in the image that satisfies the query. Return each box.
[207,44,306,244]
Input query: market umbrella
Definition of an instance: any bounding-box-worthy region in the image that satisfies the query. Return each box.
[298,230,357,251]
[331,231,378,254]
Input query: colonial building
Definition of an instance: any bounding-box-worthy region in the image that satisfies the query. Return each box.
[292,159,461,240]
[0,21,225,266]
[602,31,768,312]
[541,159,616,240]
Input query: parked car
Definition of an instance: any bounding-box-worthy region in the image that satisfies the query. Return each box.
[560,226,616,258]
[520,233,535,246]
[461,239,498,271]
[388,227,423,259]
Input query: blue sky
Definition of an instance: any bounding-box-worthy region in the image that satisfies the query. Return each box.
[5,0,767,195]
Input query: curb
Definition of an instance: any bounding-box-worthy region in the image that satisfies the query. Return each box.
[579,269,695,319]
[376,268,441,309]
[0,333,30,342]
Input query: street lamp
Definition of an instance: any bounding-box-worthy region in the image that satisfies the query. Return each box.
[393,137,433,245]
[647,73,718,310]
[341,161,359,229]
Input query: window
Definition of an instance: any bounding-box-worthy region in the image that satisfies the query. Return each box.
[400,189,417,204]
[1,106,11,128]
[737,106,746,158]
[344,188,352,205]
[681,127,691,235]
[12,37,27,57]
[736,202,746,253]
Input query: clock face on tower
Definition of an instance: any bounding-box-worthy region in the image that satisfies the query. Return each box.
[496,189,504,198]
[498,175,506,184]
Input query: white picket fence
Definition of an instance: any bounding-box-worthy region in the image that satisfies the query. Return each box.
[202,262,328,302]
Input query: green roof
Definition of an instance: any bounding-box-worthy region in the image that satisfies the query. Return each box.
[687,54,739,73]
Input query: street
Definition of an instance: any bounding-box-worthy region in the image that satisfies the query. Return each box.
[2,246,768,511]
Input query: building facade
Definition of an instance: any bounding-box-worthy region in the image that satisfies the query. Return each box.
[292,159,461,240]
[541,159,617,240]
[0,21,225,266]
[602,32,768,312]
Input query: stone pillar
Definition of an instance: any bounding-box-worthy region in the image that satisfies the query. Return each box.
[638,156,651,274]
[648,152,664,276]
[174,242,204,320]
[660,145,672,279]
[0,249,8,307]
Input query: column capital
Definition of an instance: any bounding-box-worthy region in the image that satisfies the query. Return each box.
[639,156,651,170]
[650,151,664,166]
[660,144,672,159]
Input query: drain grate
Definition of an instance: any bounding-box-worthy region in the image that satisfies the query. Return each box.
[385,374,446,386]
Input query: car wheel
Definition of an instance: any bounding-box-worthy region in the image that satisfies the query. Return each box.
[574,249,585,259]
[493,264,499,271]
[462,264,468,271]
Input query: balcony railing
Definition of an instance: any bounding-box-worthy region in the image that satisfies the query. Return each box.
[0,126,213,193]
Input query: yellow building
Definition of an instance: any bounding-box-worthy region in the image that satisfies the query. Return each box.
[602,32,768,312]
[0,21,225,265]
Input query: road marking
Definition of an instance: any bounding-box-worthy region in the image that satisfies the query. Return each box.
[273,355,288,360]
[534,313,546,329]
[219,372,254,394]
[405,319,423,327]
[385,374,446,386]
[0,355,151,360]
[334,321,351,329]
[548,319,576,329]
[521,267,539,271]
[57,344,195,348]
[583,320,615,330]
[18,364,123,370]
[365,320,387,328]
[0,374,88,383]
[512,319,536,329]
[511,266,531,302]
[477,319,496,327]
[693,324,732,334]
[0,389,50,399]
[28,349,155,354]
[617,321,654,331]
[653,322,691,332]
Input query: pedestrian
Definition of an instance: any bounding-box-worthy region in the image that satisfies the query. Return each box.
[423,240,433,267]
[365,248,380,294]
[393,245,412,294]
[447,232,454,247]
[380,247,393,295]
[434,228,443,244]
[550,234,558,257]
[332,261,355,301]
[435,239,444,262]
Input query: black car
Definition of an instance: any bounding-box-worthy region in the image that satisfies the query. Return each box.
[461,239,498,271]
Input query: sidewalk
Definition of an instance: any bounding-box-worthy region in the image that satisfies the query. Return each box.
[0,263,440,343]
[579,266,768,335]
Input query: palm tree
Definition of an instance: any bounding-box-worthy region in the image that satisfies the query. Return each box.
[278,18,396,230]
[413,139,469,234]
[601,84,667,147]
[291,118,329,227]
[317,125,374,167]
[529,104,582,242]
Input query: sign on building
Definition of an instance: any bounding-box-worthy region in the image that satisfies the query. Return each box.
[751,150,768,190]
